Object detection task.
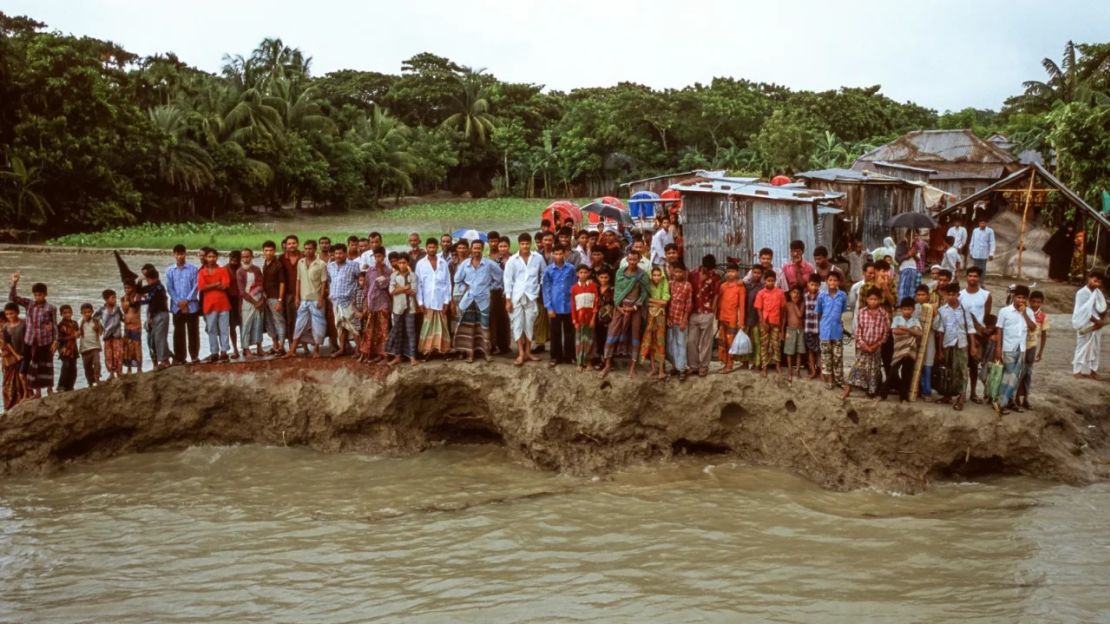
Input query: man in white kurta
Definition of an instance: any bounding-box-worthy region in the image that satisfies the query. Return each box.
[414,240,453,355]
[503,233,547,365]
[1072,272,1107,378]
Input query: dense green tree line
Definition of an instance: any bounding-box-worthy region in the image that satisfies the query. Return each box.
[1,12,1107,234]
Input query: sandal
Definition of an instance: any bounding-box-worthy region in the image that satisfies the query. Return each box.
[953,401,963,411]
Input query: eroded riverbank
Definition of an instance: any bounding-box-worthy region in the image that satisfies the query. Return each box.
[2,357,1109,493]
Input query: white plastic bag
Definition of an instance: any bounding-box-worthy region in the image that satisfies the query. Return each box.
[728,328,752,355]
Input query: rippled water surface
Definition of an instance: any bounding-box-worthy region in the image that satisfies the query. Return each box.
[2,445,1109,623]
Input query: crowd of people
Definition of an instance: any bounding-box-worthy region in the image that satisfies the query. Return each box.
[2,214,1107,418]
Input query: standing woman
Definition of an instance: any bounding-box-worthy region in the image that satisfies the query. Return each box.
[895,231,919,305]
[197,248,232,362]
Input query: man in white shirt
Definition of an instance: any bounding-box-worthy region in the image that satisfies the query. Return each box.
[968,216,995,277]
[649,215,674,266]
[946,218,968,256]
[1072,270,1107,379]
[959,265,992,402]
[503,232,547,366]
[993,284,1037,414]
[414,238,453,357]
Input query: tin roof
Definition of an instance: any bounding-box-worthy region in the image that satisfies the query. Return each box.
[620,169,726,187]
[795,167,912,184]
[856,129,1017,167]
[672,179,844,204]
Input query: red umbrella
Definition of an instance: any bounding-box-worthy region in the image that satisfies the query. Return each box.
[542,200,581,229]
[770,175,791,186]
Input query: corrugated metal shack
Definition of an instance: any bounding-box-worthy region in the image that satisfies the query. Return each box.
[853,129,1020,200]
[674,180,844,269]
[796,168,920,251]
[621,169,726,195]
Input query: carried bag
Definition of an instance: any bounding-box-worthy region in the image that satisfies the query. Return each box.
[932,347,960,397]
[729,328,752,355]
[984,361,1004,401]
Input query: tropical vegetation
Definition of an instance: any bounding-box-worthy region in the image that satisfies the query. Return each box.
[1,10,1107,236]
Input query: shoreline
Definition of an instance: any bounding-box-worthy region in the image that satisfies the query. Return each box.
[2,357,1108,493]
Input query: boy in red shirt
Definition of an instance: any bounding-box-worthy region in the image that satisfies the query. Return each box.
[570,264,599,371]
[716,263,746,374]
[754,270,786,378]
[196,247,232,362]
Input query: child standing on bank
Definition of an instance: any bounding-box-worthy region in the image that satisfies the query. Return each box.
[98,289,123,378]
[79,302,104,386]
[843,288,890,399]
[716,263,746,374]
[667,263,693,381]
[386,256,418,367]
[9,273,57,398]
[56,305,80,392]
[2,302,30,410]
[120,282,143,373]
[890,297,923,402]
[754,271,786,378]
[815,273,848,390]
[803,275,821,378]
[783,286,806,381]
[641,266,671,380]
[1016,290,1048,410]
[570,264,599,371]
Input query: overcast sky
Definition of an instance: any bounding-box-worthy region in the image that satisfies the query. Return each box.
[6,0,1108,112]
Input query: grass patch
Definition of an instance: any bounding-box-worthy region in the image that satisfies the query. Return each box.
[45,198,560,250]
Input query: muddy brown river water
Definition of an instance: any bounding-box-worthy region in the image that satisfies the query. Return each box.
[2,249,1110,622]
[2,446,1109,623]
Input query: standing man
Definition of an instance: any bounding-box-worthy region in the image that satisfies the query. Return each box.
[993,284,1037,415]
[487,237,510,355]
[260,240,287,355]
[812,246,844,289]
[1071,271,1106,379]
[280,235,302,351]
[968,216,996,278]
[959,266,992,403]
[166,244,201,365]
[650,215,674,266]
[452,240,500,363]
[326,243,361,358]
[285,240,327,358]
[947,217,968,265]
[777,240,814,292]
[503,232,547,366]
[414,238,452,358]
[542,245,577,366]
[439,233,454,263]
[407,232,426,266]
[686,254,720,378]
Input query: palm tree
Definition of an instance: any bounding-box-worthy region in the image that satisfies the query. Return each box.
[355,105,415,200]
[148,105,216,193]
[442,67,496,146]
[0,156,51,226]
[269,77,336,135]
[1021,41,1110,112]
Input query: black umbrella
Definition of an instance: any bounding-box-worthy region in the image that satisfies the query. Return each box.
[887,212,938,229]
[114,250,140,286]
[581,200,633,225]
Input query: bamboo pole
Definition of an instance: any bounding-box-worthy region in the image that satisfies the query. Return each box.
[1016,171,1036,278]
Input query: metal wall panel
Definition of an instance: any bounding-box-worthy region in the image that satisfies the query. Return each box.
[680,194,752,268]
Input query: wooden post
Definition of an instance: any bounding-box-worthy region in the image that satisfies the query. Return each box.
[1016,170,1036,278]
